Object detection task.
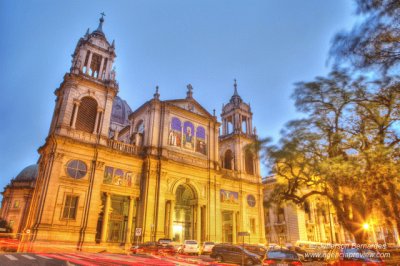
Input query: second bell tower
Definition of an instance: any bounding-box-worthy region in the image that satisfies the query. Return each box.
[219,80,260,177]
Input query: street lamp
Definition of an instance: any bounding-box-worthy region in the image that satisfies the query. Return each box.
[363,223,370,231]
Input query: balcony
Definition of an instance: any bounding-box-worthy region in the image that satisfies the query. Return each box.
[107,139,141,155]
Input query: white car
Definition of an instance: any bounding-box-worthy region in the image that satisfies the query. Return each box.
[201,241,215,254]
[180,240,199,255]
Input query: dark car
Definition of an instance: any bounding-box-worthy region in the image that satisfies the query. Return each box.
[324,247,386,266]
[157,238,173,246]
[243,244,268,258]
[210,244,263,265]
[264,250,303,266]
[289,246,310,261]
[131,241,176,255]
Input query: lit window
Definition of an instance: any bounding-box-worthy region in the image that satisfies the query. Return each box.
[62,195,79,220]
[13,200,20,209]
[250,218,256,234]
[66,160,87,179]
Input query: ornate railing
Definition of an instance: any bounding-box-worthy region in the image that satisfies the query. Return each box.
[107,139,140,155]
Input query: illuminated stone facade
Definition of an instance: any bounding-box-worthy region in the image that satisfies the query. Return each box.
[7,16,265,251]
[0,165,37,235]
[263,177,400,246]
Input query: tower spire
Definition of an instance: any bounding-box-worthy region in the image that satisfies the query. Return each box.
[94,12,105,35]
[230,78,242,104]
[154,85,160,100]
[234,78,238,96]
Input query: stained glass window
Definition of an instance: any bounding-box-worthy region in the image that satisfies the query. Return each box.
[171,117,182,131]
[247,194,256,207]
[66,160,87,179]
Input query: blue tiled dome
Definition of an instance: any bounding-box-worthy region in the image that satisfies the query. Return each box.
[111,96,132,125]
[15,164,38,182]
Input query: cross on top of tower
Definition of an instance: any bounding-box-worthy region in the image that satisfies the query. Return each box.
[186,84,193,99]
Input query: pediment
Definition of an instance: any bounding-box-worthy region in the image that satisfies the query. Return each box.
[165,99,214,119]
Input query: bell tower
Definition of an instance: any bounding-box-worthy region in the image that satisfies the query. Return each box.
[48,13,118,143]
[219,80,260,177]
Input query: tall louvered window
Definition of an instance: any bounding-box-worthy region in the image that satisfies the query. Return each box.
[76,97,98,133]
[224,149,233,170]
[245,150,254,175]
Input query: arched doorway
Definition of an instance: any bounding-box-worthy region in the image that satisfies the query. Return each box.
[173,184,196,243]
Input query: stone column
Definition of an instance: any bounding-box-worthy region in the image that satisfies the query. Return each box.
[125,196,135,249]
[170,200,175,239]
[100,193,111,243]
[239,114,242,132]
[197,204,201,244]
[71,101,80,129]
[98,57,105,80]
[85,51,92,75]
[232,211,237,244]
[93,110,100,134]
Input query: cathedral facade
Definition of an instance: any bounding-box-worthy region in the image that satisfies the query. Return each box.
[2,16,265,251]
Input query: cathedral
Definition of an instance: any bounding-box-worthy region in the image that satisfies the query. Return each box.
[0,16,265,251]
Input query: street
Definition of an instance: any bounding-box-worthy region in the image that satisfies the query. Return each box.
[0,252,327,266]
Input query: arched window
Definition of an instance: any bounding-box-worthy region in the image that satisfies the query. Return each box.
[196,126,206,155]
[227,121,233,134]
[75,97,98,133]
[242,117,247,133]
[224,149,233,170]
[169,117,182,147]
[245,150,254,175]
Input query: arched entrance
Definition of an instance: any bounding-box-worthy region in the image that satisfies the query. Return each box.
[173,184,196,243]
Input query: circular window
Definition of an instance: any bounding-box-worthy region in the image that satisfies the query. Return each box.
[66,160,87,179]
[247,194,256,207]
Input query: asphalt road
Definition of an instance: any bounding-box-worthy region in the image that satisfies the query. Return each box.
[0,253,72,266]
[0,252,328,266]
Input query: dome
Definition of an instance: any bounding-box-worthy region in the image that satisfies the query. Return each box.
[15,164,38,182]
[111,96,132,125]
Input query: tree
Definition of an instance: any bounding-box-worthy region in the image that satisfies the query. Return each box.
[331,0,400,73]
[263,70,400,243]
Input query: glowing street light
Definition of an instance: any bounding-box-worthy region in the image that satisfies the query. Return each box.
[363,223,370,230]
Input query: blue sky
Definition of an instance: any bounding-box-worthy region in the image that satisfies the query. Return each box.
[0,0,355,188]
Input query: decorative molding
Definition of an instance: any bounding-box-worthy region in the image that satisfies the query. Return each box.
[95,161,105,169]
[166,150,208,168]
[54,152,64,161]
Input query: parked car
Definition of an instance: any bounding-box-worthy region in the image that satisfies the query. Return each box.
[180,240,199,255]
[210,244,263,265]
[293,241,327,261]
[267,243,287,250]
[158,238,172,246]
[201,241,215,254]
[243,244,268,258]
[324,247,386,266]
[264,250,303,266]
[131,242,176,255]
[288,246,310,262]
